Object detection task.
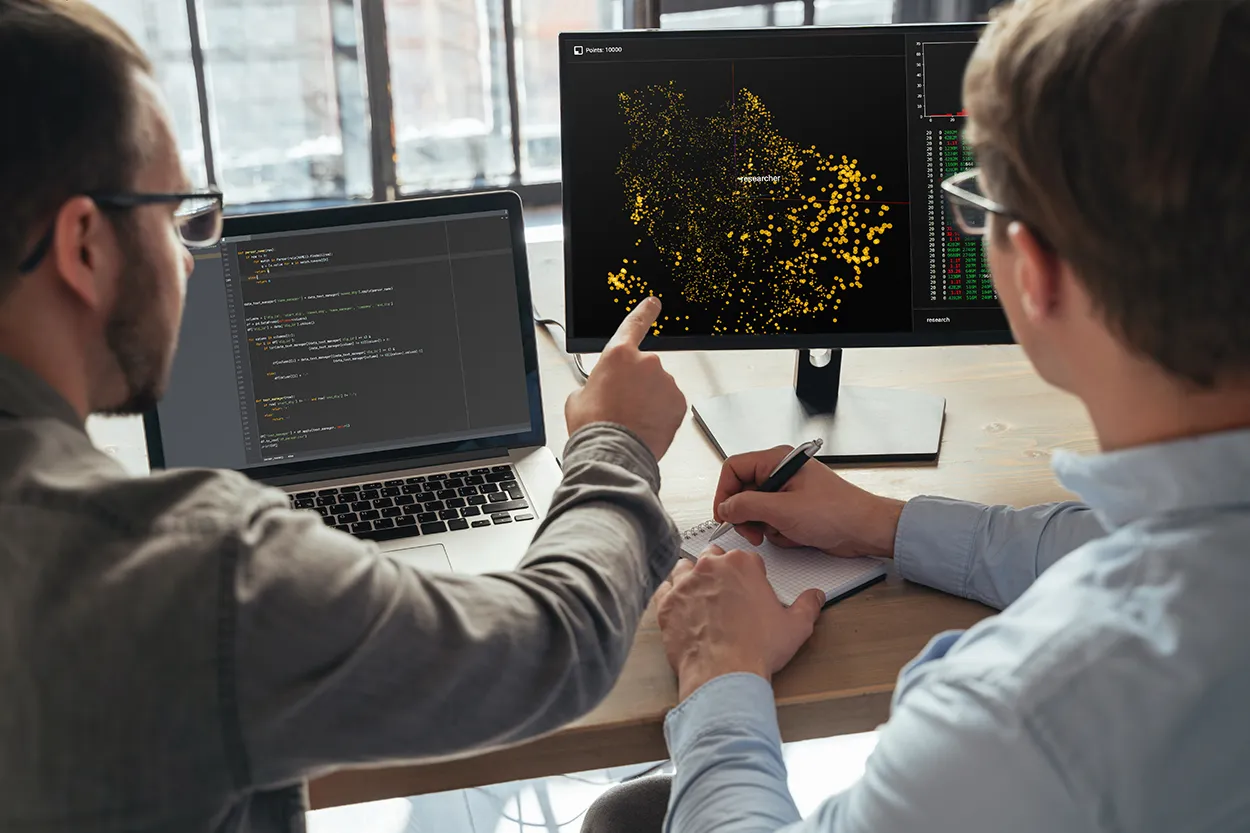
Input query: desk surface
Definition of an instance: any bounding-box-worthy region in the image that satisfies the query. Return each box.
[307,241,1097,809]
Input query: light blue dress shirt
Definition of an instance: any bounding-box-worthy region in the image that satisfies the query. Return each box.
[664,429,1250,833]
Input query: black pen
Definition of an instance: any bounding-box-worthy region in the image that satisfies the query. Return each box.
[708,438,824,542]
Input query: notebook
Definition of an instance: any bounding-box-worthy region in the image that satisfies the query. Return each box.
[679,520,888,607]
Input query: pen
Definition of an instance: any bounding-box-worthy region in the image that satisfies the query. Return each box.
[708,438,824,542]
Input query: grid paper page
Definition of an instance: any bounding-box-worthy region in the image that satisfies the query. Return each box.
[680,520,887,607]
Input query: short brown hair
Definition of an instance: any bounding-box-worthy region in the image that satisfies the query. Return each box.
[0,0,152,295]
[964,0,1250,387]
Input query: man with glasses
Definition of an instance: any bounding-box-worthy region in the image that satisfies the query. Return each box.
[582,0,1250,831]
[0,2,690,831]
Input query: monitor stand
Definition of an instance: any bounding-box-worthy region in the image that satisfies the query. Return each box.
[692,349,946,464]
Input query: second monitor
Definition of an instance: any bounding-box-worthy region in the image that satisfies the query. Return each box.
[560,23,1007,462]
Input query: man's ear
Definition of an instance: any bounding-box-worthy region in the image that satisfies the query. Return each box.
[1005,220,1062,323]
[49,196,121,313]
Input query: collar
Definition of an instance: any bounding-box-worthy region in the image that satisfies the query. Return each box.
[1052,428,1250,529]
[0,353,85,431]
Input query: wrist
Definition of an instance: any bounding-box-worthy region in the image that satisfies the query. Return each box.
[864,497,905,558]
[676,659,770,702]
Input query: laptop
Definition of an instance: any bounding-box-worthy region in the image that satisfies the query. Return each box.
[143,191,563,575]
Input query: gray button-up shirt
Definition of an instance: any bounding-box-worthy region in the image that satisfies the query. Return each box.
[664,429,1250,833]
[0,355,679,832]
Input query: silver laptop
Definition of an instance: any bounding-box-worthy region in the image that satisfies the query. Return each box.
[143,191,562,575]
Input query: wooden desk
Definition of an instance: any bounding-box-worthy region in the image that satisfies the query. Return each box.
[307,241,1097,810]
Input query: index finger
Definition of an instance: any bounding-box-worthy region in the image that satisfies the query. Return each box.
[713,445,795,509]
[606,296,661,350]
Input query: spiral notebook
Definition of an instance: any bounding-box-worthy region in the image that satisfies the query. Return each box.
[680,520,888,607]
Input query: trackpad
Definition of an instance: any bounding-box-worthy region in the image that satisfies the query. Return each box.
[388,543,453,573]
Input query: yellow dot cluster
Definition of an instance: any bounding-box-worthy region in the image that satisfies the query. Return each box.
[613,83,895,335]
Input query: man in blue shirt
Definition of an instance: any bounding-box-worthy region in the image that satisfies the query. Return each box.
[584,0,1250,831]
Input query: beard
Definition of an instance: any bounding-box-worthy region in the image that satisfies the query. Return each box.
[99,222,177,416]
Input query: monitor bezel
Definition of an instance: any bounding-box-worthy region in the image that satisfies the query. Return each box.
[143,190,547,484]
[558,22,1013,353]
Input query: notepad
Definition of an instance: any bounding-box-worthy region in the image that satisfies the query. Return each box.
[679,520,888,607]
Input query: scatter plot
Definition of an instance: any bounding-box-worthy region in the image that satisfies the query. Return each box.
[610,82,896,335]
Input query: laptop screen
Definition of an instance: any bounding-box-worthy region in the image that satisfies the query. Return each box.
[151,207,533,473]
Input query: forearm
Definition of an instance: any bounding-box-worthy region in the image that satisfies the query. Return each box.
[664,674,804,833]
[237,423,680,782]
[894,497,1104,609]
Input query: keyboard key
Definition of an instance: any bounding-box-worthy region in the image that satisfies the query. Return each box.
[295,491,316,499]
[293,498,315,509]
[315,496,338,507]
[480,483,500,494]
[470,467,491,475]
[396,516,416,527]
[461,506,481,517]
[492,516,513,525]
[395,495,415,506]
[405,476,426,484]
[334,523,354,533]
[436,489,457,501]
[438,508,460,520]
[451,470,470,478]
[321,514,336,525]
[384,479,404,487]
[338,487,360,497]
[458,486,479,496]
[465,475,485,486]
[447,519,469,531]
[417,512,438,524]
[471,520,491,528]
[493,499,529,512]
[359,509,381,521]
[446,497,466,509]
[488,492,509,503]
[351,521,373,534]
[360,489,380,501]
[401,485,423,495]
[336,512,359,525]
[444,477,464,489]
[374,518,396,530]
[361,481,383,490]
[381,507,403,518]
[380,487,401,497]
[404,505,423,516]
[515,514,534,522]
[331,503,350,515]
[500,480,518,491]
[485,472,512,483]
[351,501,371,512]
[491,465,512,473]
[373,497,395,509]
[315,506,331,517]
[317,487,339,496]
[420,522,448,535]
[423,500,445,512]
[467,495,487,506]
[506,487,525,501]
[491,512,512,521]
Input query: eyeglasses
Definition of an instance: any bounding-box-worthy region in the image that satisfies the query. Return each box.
[939,168,1012,236]
[16,190,225,275]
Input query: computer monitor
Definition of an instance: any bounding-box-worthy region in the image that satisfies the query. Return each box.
[559,23,1006,463]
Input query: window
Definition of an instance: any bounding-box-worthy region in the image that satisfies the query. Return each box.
[385,0,515,193]
[89,0,910,211]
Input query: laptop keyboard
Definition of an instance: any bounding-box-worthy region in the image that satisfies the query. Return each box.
[286,464,532,543]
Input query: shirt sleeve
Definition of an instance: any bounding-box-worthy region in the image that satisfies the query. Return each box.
[663,673,1087,833]
[224,423,680,787]
[893,497,1105,609]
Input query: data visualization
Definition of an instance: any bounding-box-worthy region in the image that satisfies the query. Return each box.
[562,25,1008,348]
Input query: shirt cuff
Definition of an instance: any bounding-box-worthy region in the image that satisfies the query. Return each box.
[893,496,986,599]
[563,423,662,493]
[664,673,781,760]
